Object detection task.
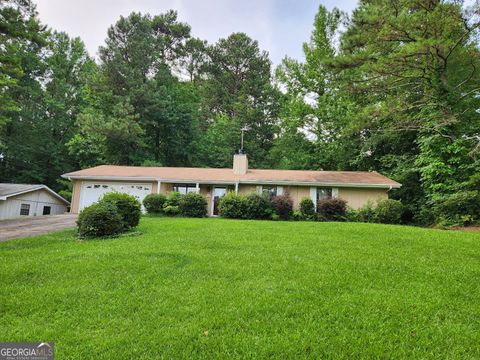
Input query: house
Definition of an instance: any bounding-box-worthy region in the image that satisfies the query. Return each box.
[62,154,401,216]
[0,184,70,220]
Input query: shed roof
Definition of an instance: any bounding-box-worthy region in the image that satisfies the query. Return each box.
[0,183,70,204]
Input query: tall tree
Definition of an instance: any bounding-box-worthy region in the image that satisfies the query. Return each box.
[273,6,354,170]
[195,33,280,168]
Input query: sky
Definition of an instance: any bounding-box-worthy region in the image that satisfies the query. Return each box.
[33,0,358,66]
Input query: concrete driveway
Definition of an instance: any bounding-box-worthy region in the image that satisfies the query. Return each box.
[0,214,77,242]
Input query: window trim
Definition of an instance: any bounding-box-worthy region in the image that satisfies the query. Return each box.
[172,183,197,195]
[20,203,30,216]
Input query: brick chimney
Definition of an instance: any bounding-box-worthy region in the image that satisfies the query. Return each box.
[233,154,248,175]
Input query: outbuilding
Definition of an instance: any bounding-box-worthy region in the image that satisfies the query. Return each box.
[0,184,70,220]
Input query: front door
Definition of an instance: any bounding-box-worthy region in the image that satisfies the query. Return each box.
[212,187,227,216]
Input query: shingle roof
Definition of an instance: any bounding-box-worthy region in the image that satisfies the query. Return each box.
[63,165,401,188]
[0,183,70,204]
[0,183,44,197]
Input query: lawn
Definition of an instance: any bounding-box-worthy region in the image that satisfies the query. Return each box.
[1,218,479,359]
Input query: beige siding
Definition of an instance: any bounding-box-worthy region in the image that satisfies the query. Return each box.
[283,185,311,210]
[238,184,257,195]
[71,180,82,213]
[338,187,388,209]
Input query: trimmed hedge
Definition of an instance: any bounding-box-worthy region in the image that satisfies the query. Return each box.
[375,199,404,224]
[163,192,182,216]
[218,192,248,219]
[77,202,123,238]
[244,193,273,220]
[299,198,315,220]
[179,192,208,217]
[99,192,141,229]
[271,194,293,220]
[143,193,167,214]
[317,198,347,221]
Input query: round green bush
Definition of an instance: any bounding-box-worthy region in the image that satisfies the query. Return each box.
[299,198,315,219]
[271,194,293,220]
[179,192,208,217]
[77,202,123,238]
[374,199,404,224]
[316,198,347,221]
[162,192,182,216]
[218,192,248,219]
[99,192,141,229]
[244,193,273,219]
[143,193,167,214]
[355,201,376,223]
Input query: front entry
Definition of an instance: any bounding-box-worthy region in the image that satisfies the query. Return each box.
[212,187,227,216]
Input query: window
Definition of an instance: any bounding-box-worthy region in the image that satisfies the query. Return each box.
[317,188,332,202]
[20,204,30,216]
[42,206,51,215]
[262,186,277,198]
[173,183,197,195]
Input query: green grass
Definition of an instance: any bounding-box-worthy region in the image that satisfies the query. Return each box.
[1,218,480,359]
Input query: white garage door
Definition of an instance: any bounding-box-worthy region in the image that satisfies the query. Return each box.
[79,182,152,211]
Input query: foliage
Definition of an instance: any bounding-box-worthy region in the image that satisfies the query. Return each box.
[218,192,248,219]
[299,198,315,219]
[271,194,293,220]
[434,191,480,226]
[179,192,207,218]
[374,199,405,225]
[244,193,273,220]
[99,192,141,229]
[163,192,182,216]
[316,198,347,221]
[76,202,123,238]
[143,193,167,214]
[163,205,180,216]
[355,202,377,223]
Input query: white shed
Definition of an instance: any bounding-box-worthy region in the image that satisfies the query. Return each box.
[0,184,70,220]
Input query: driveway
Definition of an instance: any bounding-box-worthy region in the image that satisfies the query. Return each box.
[0,214,77,242]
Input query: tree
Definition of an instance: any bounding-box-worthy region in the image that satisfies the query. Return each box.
[334,0,480,220]
[196,33,280,167]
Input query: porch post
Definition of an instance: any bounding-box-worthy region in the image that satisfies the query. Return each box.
[157,180,161,194]
[196,182,200,194]
[235,182,239,194]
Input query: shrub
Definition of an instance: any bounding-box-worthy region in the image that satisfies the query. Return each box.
[355,201,376,223]
[374,199,404,224]
[163,192,182,216]
[271,194,293,220]
[317,198,347,221]
[434,191,480,226]
[77,202,123,238]
[299,198,315,219]
[164,191,182,207]
[99,192,141,229]
[244,193,273,219]
[291,210,302,221]
[218,192,248,219]
[143,193,167,214]
[163,205,180,216]
[179,192,208,217]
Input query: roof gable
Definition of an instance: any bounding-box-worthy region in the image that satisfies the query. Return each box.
[0,183,70,204]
